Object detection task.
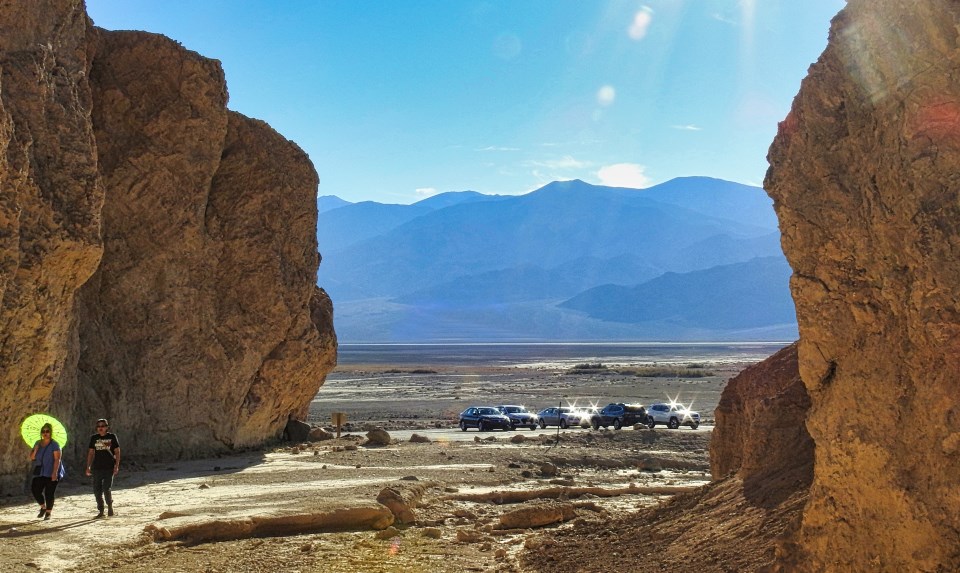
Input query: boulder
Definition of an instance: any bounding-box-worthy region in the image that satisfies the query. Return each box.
[376,483,429,524]
[308,427,333,442]
[499,501,575,529]
[408,433,431,443]
[766,1,960,569]
[284,420,312,443]
[365,428,392,446]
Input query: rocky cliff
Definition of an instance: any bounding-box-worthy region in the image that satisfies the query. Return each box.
[710,343,812,488]
[0,1,335,487]
[766,0,960,569]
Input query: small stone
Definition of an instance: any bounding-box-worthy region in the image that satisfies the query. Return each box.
[422,527,442,539]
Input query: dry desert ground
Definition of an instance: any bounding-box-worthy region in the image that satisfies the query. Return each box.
[0,360,754,573]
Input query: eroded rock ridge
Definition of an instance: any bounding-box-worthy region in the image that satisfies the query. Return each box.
[0,1,335,488]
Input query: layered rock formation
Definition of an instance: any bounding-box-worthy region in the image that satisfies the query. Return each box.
[710,343,812,489]
[766,1,960,569]
[0,1,335,487]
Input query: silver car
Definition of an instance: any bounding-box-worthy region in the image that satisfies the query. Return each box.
[536,406,584,429]
[646,403,700,429]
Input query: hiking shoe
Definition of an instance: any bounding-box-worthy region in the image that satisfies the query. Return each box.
[43,511,51,520]
[95,511,105,518]
[37,508,46,518]
[107,506,114,517]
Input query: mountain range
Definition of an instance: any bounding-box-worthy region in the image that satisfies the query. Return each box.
[316,177,797,342]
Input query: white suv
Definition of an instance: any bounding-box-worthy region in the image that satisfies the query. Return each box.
[646,403,700,429]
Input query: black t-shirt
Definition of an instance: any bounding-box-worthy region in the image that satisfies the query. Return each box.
[88,433,120,471]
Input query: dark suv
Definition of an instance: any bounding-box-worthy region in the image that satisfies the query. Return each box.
[591,403,648,430]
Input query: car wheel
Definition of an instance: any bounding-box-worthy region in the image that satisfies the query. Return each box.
[529,424,537,431]
[459,420,467,432]
[613,418,622,430]
[591,419,600,430]
[559,419,568,429]
[668,417,680,429]
[479,420,487,432]
[539,419,546,429]
[646,416,656,429]
[690,421,700,430]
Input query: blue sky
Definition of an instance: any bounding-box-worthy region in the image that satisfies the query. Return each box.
[86,1,844,204]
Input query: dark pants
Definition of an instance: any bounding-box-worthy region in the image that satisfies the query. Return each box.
[31,477,59,510]
[92,468,114,511]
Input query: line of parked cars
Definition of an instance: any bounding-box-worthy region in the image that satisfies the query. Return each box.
[457,402,700,432]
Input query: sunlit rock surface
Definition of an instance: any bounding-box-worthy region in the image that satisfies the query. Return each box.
[0,1,335,488]
[766,1,960,569]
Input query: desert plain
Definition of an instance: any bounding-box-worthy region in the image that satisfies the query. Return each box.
[0,353,776,572]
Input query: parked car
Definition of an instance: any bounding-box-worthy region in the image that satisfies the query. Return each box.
[646,403,700,429]
[590,403,648,430]
[458,406,513,432]
[536,406,584,429]
[496,405,538,430]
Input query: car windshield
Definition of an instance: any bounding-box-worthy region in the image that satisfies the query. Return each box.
[477,408,499,415]
[559,407,574,413]
[503,406,524,413]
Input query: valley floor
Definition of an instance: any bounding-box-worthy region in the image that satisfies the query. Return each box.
[0,360,770,573]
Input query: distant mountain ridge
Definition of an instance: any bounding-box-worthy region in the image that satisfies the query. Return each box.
[316,177,797,342]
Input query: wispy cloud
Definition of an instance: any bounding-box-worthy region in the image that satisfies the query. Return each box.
[671,124,702,131]
[712,13,739,26]
[524,155,590,170]
[477,145,521,152]
[628,6,654,40]
[415,187,438,197]
[597,163,651,188]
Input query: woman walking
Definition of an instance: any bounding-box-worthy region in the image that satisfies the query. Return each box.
[29,422,63,520]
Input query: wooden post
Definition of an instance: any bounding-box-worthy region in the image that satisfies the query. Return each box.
[332,412,347,438]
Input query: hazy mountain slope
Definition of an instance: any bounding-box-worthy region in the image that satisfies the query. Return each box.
[320,179,776,301]
[316,191,502,252]
[560,256,795,329]
[635,176,779,229]
[317,195,352,213]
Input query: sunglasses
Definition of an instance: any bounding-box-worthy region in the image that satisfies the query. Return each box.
[41,430,51,434]
[96,425,107,428]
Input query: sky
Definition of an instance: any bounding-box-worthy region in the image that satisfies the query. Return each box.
[86,1,845,204]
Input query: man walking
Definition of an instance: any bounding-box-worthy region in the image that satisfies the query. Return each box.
[85,418,120,518]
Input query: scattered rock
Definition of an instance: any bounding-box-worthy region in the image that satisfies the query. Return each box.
[409,433,431,443]
[400,475,419,481]
[365,428,392,446]
[375,526,401,540]
[499,501,576,529]
[539,462,558,477]
[198,484,210,490]
[456,529,483,543]
[377,483,429,524]
[510,435,526,444]
[308,427,333,441]
[422,527,442,539]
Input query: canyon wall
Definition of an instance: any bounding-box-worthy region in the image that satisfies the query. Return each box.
[710,343,812,489]
[766,0,960,569]
[0,1,336,487]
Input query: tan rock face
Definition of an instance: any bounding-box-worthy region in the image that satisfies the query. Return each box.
[710,343,812,487]
[0,2,335,487]
[766,1,960,569]
[0,0,103,480]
